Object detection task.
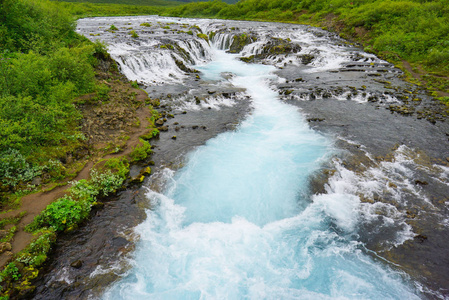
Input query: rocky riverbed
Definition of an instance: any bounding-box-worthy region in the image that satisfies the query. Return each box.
[31,16,449,299]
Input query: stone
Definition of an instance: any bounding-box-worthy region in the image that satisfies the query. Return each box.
[414,180,428,186]
[70,260,83,269]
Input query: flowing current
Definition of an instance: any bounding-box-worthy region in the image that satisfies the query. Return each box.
[74,17,426,299]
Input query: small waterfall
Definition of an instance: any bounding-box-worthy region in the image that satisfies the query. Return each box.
[211,31,234,50]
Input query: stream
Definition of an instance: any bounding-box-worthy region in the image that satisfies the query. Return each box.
[32,16,449,299]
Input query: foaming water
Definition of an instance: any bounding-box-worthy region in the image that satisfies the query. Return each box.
[103,50,420,299]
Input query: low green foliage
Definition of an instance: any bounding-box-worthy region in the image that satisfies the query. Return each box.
[103,157,130,179]
[27,166,126,233]
[0,150,43,188]
[54,2,164,18]
[130,30,139,38]
[0,213,25,230]
[28,195,91,232]
[95,83,111,101]
[129,139,153,162]
[197,33,209,43]
[60,0,182,6]
[16,228,57,268]
[0,263,20,283]
[141,128,160,140]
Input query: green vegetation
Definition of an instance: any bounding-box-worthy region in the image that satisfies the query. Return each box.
[0,0,106,204]
[129,139,153,162]
[0,1,159,296]
[52,1,165,18]
[0,228,56,297]
[26,162,127,233]
[61,0,181,6]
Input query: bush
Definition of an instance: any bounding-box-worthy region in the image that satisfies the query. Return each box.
[0,149,43,188]
[129,139,152,162]
[30,195,91,232]
[16,228,57,267]
[0,263,20,283]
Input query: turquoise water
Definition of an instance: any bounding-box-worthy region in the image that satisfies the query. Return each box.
[103,50,419,299]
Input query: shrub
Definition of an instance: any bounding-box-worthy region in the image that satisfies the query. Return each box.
[16,228,56,267]
[0,263,20,283]
[0,149,43,187]
[29,195,91,232]
[129,139,152,162]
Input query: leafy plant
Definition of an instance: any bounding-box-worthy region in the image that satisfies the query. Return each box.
[129,139,153,162]
[0,263,20,282]
[28,195,91,232]
[0,149,43,187]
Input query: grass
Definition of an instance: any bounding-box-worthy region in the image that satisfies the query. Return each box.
[59,0,182,6]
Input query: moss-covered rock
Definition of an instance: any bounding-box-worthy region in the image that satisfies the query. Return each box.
[258,38,301,58]
[228,33,257,53]
[239,55,255,63]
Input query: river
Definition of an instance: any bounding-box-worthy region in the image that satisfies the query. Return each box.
[32,16,449,299]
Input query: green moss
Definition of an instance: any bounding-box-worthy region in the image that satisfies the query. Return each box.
[140,128,160,140]
[129,30,139,38]
[197,33,209,43]
[129,139,152,162]
[160,44,174,50]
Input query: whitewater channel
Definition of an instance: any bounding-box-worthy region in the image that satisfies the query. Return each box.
[101,46,420,299]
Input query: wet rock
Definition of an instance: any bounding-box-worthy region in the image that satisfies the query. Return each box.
[70,260,83,269]
[414,234,428,243]
[112,237,130,248]
[228,33,257,53]
[297,54,315,65]
[171,136,177,140]
[307,118,325,122]
[192,125,199,129]
[158,125,169,132]
[414,180,428,186]
[155,119,164,126]
[140,167,151,176]
[239,55,255,63]
[174,59,195,73]
[257,38,301,58]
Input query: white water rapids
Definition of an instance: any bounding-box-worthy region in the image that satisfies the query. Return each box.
[82,19,423,297]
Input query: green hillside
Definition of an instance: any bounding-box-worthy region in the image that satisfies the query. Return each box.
[61,0,182,6]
